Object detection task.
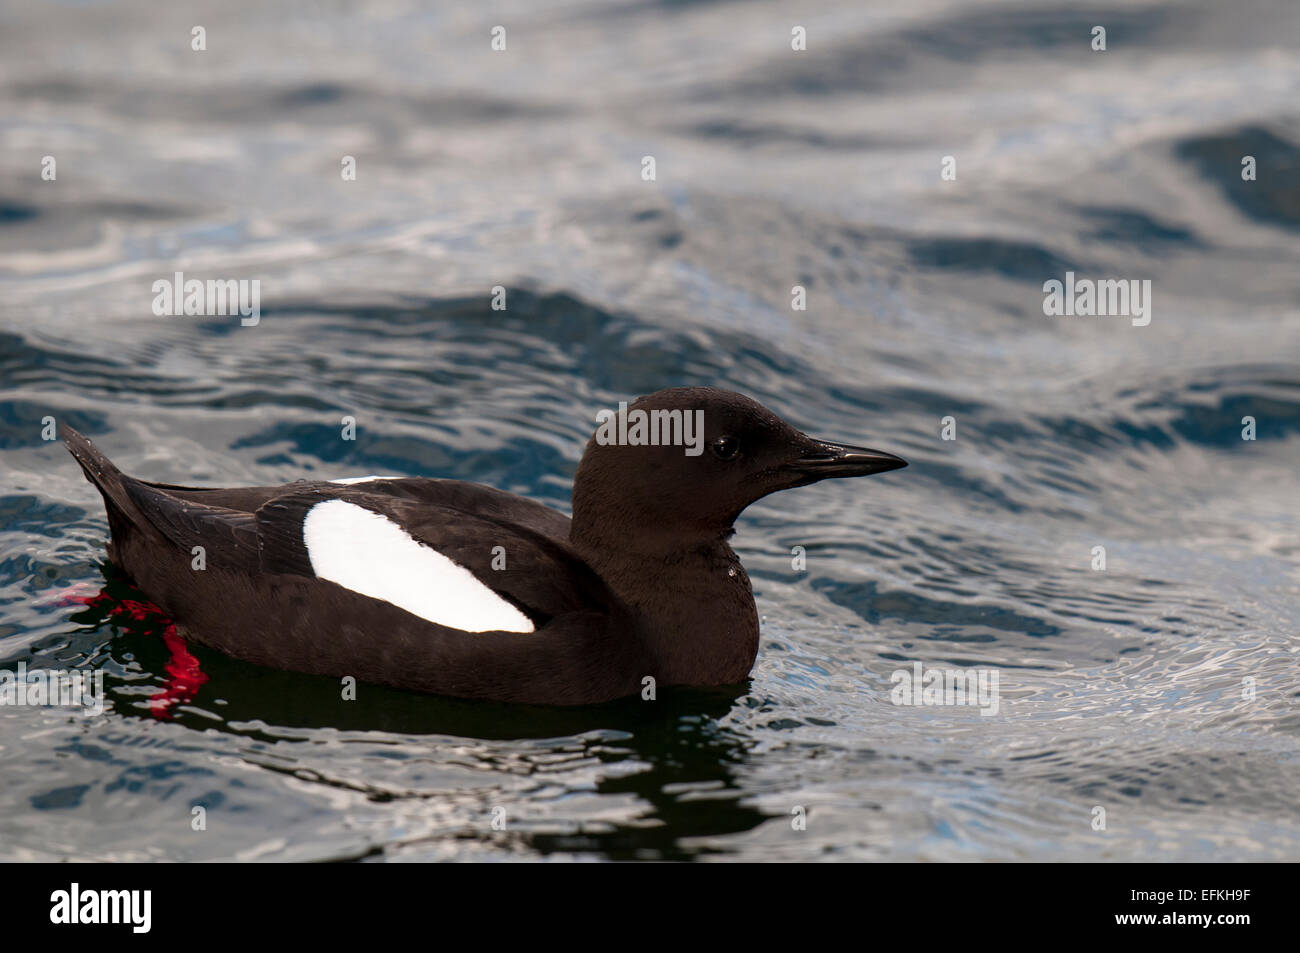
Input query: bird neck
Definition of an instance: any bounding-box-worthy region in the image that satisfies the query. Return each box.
[570,524,760,687]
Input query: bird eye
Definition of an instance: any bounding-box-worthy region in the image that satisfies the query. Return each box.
[710,436,740,460]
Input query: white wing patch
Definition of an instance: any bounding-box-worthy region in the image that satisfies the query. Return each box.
[302,499,534,634]
[330,475,401,485]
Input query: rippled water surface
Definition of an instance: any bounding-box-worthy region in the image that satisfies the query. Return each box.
[1,0,1298,861]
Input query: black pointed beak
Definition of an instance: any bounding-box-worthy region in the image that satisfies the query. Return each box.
[784,440,908,483]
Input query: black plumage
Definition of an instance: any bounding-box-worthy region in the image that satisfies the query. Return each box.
[64,387,906,705]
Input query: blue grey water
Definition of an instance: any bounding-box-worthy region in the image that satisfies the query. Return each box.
[1,0,1298,861]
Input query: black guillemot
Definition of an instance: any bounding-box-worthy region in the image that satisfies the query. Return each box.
[64,387,906,706]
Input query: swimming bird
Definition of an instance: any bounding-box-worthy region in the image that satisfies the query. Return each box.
[64,387,906,705]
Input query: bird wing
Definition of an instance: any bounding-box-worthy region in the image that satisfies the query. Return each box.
[119,479,608,630]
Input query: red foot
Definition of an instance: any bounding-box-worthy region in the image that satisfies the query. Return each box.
[148,623,209,718]
[64,583,209,720]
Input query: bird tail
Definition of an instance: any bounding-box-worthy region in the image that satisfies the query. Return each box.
[63,426,140,549]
